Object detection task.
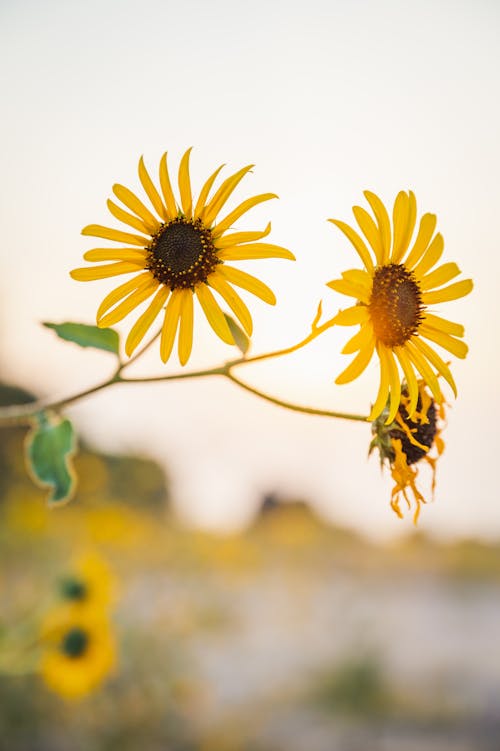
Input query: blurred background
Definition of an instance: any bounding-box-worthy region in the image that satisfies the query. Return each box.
[1,0,499,749]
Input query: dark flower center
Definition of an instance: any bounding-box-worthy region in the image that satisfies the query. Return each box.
[61,627,89,659]
[369,264,423,347]
[60,577,87,601]
[146,217,220,290]
[390,393,437,464]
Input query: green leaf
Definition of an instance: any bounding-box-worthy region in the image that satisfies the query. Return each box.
[43,322,120,355]
[25,414,77,505]
[224,314,250,355]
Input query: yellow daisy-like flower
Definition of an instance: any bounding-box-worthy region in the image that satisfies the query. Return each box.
[71,149,295,364]
[371,381,445,523]
[328,191,473,423]
[59,551,116,612]
[40,608,116,700]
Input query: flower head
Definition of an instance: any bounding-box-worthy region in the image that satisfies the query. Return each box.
[71,149,295,364]
[40,608,116,699]
[370,381,446,523]
[58,551,116,612]
[328,191,473,423]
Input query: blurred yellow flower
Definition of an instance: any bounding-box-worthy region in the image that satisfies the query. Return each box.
[59,551,116,611]
[71,149,295,364]
[328,191,472,423]
[371,381,445,523]
[40,608,116,700]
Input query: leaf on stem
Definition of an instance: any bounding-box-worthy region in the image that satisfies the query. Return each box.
[25,413,77,505]
[43,322,120,355]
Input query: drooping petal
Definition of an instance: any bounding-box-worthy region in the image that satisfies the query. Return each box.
[212,193,278,238]
[421,279,473,304]
[419,325,469,358]
[159,152,179,219]
[335,330,375,385]
[194,163,225,219]
[214,223,271,249]
[70,262,143,281]
[160,290,183,362]
[328,219,374,273]
[112,184,160,234]
[138,156,168,220]
[106,199,151,235]
[412,337,457,396]
[403,213,437,270]
[83,248,147,263]
[195,284,234,344]
[98,278,159,328]
[419,262,461,291]
[217,243,295,261]
[394,345,419,417]
[202,165,254,226]
[82,224,148,247]
[125,286,169,356]
[216,265,276,305]
[369,345,391,420]
[386,348,402,424]
[405,340,442,404]
[178,147,193,218]
[341,323,371,354]
[178,289,194,365]
[209,272,253,335]
[363,191,391,263]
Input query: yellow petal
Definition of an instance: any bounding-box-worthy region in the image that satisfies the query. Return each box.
[341,268,372,290]
[83,248,147,263]
[328,219,374,273]
[213,193,278,238]
[335,332,375,385]
[419,325,469,358]
[326,278,371,304]
[421,312,464,338]
[332,305,369,326]
[112,184,160,234]
[98,279,158,328]
[178,289,194,365]
[385,348,402,425]
[209,272,253,336]
[394,345,419,417]
[403,213,437,269]
[160,290,183,362]
[419,262,461,291]
[341,323,371,354]
[353,205,384,264]
[107,199,151,235]
[202,165,254,226]
[195,284,234,345]
[159,152,179,220]
[138,156,168,220]
[421,279,473,304]
[125,286,169,356]
[412,337,457,397]
[217,242,295,261]
[82,224,148,247]
[178,147,193,218]
[217,265,276,305]
[194,163,225,219]
[95,272,152,320]
[405,340,442,403]
[391,190,416,263]
[412,233,444,278]
[363,191,391,263]
[368,345,391,421]
[214,223,271,249]
[70,262,143,281]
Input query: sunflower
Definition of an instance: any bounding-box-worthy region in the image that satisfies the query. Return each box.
[370,381,445,523]
[327,191,473,423]
[58,551,116,612]
[40,608,116,699]
[71,149,295,364]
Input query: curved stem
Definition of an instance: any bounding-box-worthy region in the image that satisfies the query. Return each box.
[225,371,367,422]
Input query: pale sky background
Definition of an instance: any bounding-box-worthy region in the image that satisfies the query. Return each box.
[0,0,498,540]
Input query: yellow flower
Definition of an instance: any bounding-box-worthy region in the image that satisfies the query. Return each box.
[370,381,445,523]
[40,608,116,700]
[71,149,295,364]
[327,191,473,423]
[59,551,116,611]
